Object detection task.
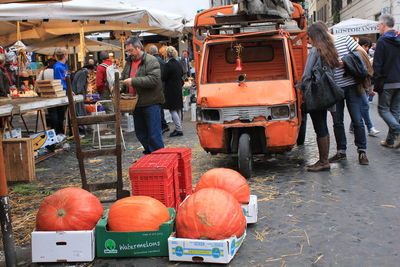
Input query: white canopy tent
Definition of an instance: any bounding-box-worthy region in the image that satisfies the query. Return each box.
[330,18,379,36]
[26,35,121,55]
[0,0,186,46]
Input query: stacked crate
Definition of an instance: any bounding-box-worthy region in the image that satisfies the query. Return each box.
[36,80,66,97]
[153,148,192,201]
[129,154,181,209]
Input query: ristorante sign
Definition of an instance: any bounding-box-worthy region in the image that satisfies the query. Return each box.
[332,24,380,35]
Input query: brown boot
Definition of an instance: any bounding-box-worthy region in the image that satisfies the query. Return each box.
[308,136,331,172]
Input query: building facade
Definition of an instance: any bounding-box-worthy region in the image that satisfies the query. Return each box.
[305,0,400,30]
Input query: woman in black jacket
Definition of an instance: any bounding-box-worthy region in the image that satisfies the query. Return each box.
[163,46,184,137]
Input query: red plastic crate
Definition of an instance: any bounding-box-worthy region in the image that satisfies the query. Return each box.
[129,154,180,209]
[153,147,193,201]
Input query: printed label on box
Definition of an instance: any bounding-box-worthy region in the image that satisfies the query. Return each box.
[30,129,58,151]
[241,195,258,224]
[96,209,175,257]
[168,231,246,264]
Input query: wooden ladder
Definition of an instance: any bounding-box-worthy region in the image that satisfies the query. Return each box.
[66,74,130,201]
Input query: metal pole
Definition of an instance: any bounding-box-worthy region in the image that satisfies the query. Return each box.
[0,140,17,267]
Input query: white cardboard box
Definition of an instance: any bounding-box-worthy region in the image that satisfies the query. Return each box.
[168,231,246,264]
[241,195,258,224]
[30,129,58,151]
[31,229,95,263]
[3,128,22,139]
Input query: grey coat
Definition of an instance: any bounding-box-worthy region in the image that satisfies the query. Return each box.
[72,68,89,116]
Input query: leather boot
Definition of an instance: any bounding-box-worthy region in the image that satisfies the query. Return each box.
[307,136,331,172]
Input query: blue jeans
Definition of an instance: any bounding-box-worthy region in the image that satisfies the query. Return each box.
[349,93,373,131]
[378,89,400,145]
[331,84,367,153]
[133,105,164,154]
[310,110,329,138]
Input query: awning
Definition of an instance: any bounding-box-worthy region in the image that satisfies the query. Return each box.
[26,34,121,55]
[330,18,379,36]
[0,0,185,45]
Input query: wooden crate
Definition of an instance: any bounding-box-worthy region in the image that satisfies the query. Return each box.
[2,138,36,182]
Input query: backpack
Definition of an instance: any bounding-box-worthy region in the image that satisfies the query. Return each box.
[100,63,120,89]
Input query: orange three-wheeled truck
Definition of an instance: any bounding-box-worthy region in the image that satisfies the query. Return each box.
[193,1,308,177]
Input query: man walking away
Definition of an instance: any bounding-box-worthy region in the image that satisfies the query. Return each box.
[121,37,165,154]
[96,51,114,113]
[373,14,400,148]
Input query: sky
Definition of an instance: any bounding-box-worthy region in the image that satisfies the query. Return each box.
[126,0,210,21]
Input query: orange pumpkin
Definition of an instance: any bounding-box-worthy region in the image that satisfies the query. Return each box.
[108,196,170,232]
[36,187,103,231]
[195,168,250,204]
[176,188,246,240]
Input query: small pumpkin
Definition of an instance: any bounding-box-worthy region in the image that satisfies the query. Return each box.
[108,196,170,232]
[36,187,103,231]
[195,168,250,204]
[176,188,246,240]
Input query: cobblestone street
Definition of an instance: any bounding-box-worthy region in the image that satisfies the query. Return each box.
[3,99,400,267]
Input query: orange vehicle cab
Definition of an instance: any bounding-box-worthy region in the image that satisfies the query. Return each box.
[193,2,308,177]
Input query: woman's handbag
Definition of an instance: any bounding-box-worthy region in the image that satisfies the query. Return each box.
[303,58,344,113]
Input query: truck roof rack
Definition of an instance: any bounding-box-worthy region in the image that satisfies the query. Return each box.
[212,14,286,27]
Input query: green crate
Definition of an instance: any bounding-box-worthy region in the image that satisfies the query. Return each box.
[96,208,175,257]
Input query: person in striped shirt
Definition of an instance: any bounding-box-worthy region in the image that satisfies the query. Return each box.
[328,30,370,165]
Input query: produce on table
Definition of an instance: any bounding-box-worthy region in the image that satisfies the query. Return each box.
[108,196,170,232]
[176,188,246,240]
[36,187,103,231]
[195,168,250,204]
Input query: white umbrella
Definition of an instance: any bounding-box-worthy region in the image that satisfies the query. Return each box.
[330,18,379,36]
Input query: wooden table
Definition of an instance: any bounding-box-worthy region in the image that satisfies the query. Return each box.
[0,95,84,134]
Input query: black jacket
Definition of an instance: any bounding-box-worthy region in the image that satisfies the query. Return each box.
[163,58,183,110]
[373,30,400,92]
[342,51,368,84]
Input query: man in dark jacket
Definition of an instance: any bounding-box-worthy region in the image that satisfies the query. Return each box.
[72,65,95,117]
[122,37,165,154]
[179,50,191,79]
[373,14,400,148]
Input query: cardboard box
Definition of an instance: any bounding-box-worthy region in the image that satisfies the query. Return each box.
[241,195,258,224]
[30,129,58,151]
[168,231,246,264]
[3,128,22,139]
[31,229,95,262]
[96,208,175,257]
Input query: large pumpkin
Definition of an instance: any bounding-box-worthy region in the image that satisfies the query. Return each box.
[176,188,246,240]
[108,196,170,232]
[36,187,103,231]
[195,168,250,204]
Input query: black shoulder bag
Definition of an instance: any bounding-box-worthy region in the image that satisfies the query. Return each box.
[303,56,344,113]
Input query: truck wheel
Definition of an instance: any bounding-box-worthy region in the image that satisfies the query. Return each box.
[238,133,252,178]
[297,113,307,145]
